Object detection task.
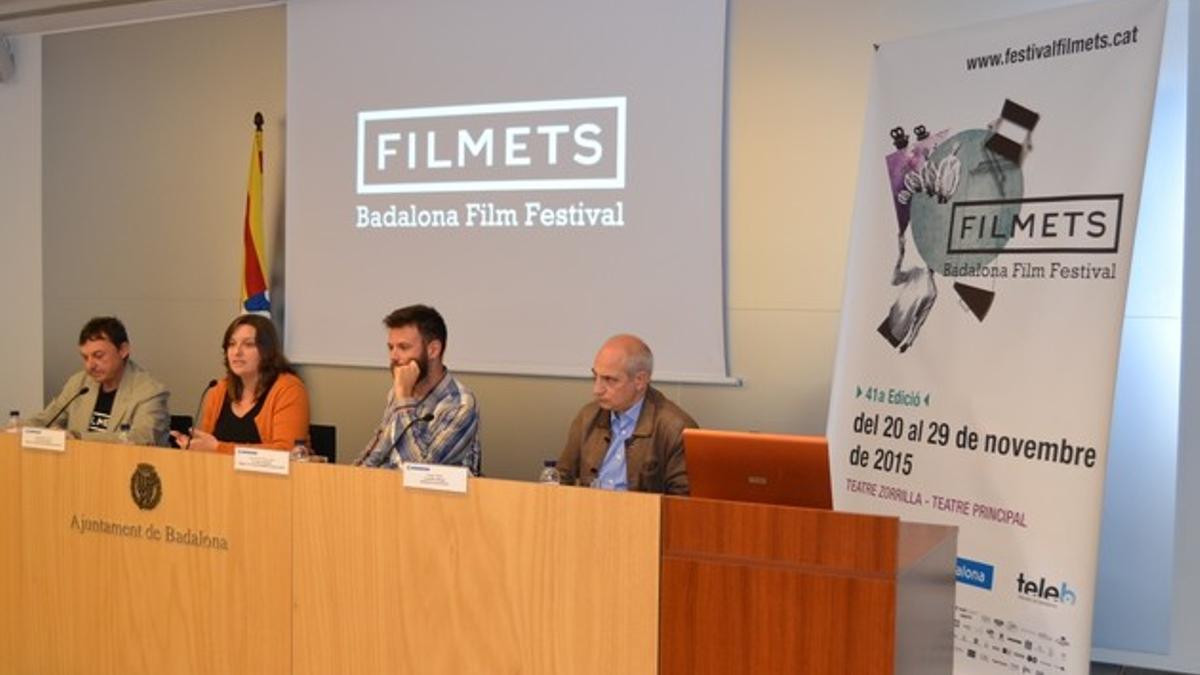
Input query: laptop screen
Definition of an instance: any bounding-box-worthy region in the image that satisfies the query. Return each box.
[683,429,832,509]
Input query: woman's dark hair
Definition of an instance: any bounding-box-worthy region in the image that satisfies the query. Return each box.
[221,314,295,402]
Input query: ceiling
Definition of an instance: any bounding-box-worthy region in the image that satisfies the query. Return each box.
[0,0,269,35]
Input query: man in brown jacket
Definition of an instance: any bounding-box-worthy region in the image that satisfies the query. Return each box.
[556,334,697,495]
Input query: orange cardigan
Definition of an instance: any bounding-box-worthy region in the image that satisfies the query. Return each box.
[199,372,311,454]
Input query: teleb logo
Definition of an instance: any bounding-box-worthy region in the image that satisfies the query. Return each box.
[356,97,627,194]
[1016,571,1077,606]
[955,557,995,590]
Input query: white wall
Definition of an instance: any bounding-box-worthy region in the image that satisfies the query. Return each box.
[1090,0,1200,670]
[0,34,42,419]
[1090,0,1188,665]
[39,7,285,419]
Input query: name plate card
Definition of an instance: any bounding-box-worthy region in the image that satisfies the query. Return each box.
[233,447,290,476]
[402,462,469,494]
[22,427,67,452]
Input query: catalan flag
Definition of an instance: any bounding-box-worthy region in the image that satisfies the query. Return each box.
[241,112,270,313]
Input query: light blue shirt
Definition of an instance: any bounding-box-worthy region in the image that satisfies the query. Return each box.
[594,397,645,491]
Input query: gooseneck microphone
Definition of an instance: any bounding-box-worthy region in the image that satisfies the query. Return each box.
[185,379,218,449]
[46,386,90,428]
[392,412,435,454]
[377,412,435,466]
[396,410,434,441]
[352,412,435,467]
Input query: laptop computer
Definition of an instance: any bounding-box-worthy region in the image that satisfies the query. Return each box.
[683,428,832,509]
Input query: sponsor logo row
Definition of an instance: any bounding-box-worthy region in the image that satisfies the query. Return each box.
[955,557,1077,606]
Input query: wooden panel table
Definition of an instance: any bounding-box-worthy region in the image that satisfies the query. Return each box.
[14,438,292,675]
[0,435,20,669]
[291,466,661,675]
[2,434,954,675]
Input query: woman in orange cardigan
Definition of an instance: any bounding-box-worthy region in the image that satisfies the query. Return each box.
[171,314,310,454]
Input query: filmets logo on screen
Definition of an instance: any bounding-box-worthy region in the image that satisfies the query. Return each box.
[356,97,626,195]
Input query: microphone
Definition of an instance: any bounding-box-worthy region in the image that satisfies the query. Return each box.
[352,412,434,467]
[392,412,435,454]
[379,412,435,466]
[185,379,218,449]
[46,386,90,428]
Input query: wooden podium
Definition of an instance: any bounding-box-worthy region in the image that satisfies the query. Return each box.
[660,496,956,674]
[1,435,954,674]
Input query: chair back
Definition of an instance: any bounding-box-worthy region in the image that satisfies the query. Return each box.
[168,414,193,449]
[309,424,337,463]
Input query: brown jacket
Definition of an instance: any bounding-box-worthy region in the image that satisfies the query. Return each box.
[557,386,696,495]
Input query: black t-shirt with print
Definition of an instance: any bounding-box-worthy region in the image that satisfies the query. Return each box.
[88,388,116,432]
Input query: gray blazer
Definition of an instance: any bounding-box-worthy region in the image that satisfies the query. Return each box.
[25,359,170,447]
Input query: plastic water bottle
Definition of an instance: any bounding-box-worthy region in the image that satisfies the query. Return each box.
[117,423,132,445]
[291,439,311,463]
[5,410,19,434]
[538,459,561,485]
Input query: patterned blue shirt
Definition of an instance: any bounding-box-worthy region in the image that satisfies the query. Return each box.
[358,372,481,475]
[594,397,645,491]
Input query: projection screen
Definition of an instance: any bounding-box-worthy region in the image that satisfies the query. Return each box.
[286,0,730,382]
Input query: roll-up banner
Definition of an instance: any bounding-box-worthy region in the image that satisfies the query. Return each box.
[827,1,1166,673]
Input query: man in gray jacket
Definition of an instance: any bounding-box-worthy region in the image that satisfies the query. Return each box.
[26,316,170,446]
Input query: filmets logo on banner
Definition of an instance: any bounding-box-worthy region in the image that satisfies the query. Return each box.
[879,99,1121,354]
[130,463,163,510]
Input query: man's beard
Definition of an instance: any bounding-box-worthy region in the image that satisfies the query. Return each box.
[413,352,429,384]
